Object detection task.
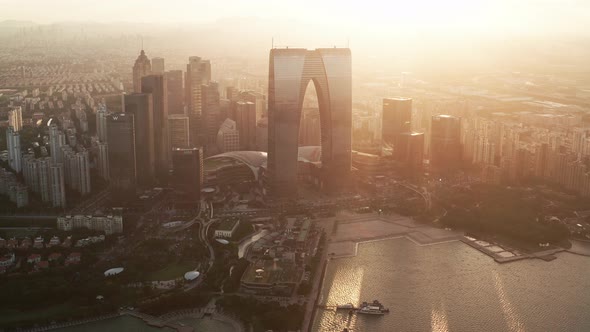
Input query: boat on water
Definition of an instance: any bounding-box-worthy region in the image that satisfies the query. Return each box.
[336,303,355,310]
[357,300,389,315]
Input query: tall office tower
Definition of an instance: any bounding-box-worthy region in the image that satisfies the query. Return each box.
[235,101,257,150]
[382,97,412,154]
[49,163,66,208]
[242,91,266,121]
[49,124,65,164]
[124,93,155,187]
[166,70,184,115]
[216,118,240,153]
[185,56,211,146]
[395,132,425,170]
[141,74,169,179]
[8,106,23,132]
[106,113,137,194]
[171,147,203,203]
[202,82,221,144]
[256,116,268,151]
[299,108,321,146]
[168,114,190,148]
[38,157,51,203]
[98,142,110,181]
[6,127,22,172]
[267,48,352,198]
[132,50,151,93]
[96,104,108,142]
[430,115,462,172]
[151,57,165,73]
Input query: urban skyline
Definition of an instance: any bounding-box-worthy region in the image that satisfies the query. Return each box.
[1,3,590,332]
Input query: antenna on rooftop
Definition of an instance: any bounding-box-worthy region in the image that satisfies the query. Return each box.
[272,37,274,49]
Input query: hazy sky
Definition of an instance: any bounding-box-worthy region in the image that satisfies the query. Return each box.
[2,0,589,37]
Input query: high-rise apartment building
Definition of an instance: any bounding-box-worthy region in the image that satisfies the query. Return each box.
[6,127,22,172]
[124,93,155,187]
[49,124,65,165]
[132,50,151,93]
[98,142,109,181]
[106,113,136,194]
[166,70,184,115]
[141,74,169,179]
[49,163,66,208]
[96,104,108,142]
[151,57,165,73]
[168,114,190,149]
[8,107,22,132]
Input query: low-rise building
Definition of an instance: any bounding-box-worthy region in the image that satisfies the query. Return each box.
[215,218,240,238]
[66,252,81,265]
[27,254,41,264]
[33,236,44,249]
[47,236,61,247]
[0,253,15,267]
[57,212,123,235]
[240,258,299,296]
[48,253,62,261]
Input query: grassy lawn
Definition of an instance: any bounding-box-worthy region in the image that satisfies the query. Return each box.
[147,262,195,281]
[0,303,75,327]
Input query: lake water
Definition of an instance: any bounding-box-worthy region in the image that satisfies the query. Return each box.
[312,238,590,332]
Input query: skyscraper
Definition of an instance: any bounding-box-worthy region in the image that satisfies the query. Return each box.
[185,56,211,146]
[430,115,462,172]
[202,82,221,144]
[132,50,151,93]
[395,132,425,170]
[151,57,165,73]
[141,74,169,179]
[106,113,136,194]
[6,127,22,172]
[8,107,22,132]
[166,70,184,115]
[168,114,190,149]
[172,147,203,203]
[235,101,257,150]
[124,93,155,187]
[382,97,412,154]
[267,48,352,198]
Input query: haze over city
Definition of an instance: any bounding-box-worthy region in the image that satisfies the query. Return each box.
[1,1,590,331]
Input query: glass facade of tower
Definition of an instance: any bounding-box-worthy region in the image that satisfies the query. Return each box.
[267,48,352,198]
[430,114,462,172]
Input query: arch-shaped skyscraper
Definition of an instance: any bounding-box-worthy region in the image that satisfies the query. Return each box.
[267,48,352,198]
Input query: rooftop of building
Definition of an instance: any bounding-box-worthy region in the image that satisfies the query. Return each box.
[217,218,240,231]
[241,258,298,286]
